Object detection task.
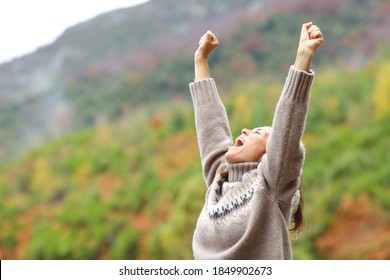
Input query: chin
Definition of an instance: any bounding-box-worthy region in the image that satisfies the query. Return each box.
[225,146,244,164]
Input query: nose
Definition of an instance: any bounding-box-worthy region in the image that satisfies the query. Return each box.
[242,128,250,136]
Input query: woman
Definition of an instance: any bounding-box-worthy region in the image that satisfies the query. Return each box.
[189,22,324,259]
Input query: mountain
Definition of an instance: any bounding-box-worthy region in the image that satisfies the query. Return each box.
[1,0,389,162]
[1,55,389,260]
[1,0,390,260]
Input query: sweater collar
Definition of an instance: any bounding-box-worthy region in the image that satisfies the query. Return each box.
[227,162,258,182]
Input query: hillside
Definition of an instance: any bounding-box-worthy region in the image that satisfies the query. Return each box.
[0,0,390,260]
[1,61,390,259]
[1,0,389,162]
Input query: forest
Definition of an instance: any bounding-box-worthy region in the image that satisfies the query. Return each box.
[0,0,389,259]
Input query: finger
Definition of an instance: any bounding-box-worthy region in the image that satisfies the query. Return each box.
[206,30,216,39]
[313,35,325,47]
[199,31,210,45]
[200,30,211,39]
[303,22,312,30]
[211,35,219,45]
[205,33,213,44]
[207,31,219,45]
[316,34,324,44]
[310,27,323,39]
[308,25,318,34]
[300,22,312,39]
[310,30,322,39]
[301,22,309,34]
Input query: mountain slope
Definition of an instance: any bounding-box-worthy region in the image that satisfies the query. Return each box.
[0,0,389,162]
[1,61,389,259]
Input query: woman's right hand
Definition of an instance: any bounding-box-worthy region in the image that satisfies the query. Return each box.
[195,30,219,60]
[297,22,324,55]
[294,22,324,71]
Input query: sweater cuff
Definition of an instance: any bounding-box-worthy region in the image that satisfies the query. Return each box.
[189,78,222,106]
[283,66,315,103]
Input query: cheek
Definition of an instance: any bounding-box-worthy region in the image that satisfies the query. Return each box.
[245,143,265,162]
[260,139,268,153]
[253,136,267,151]
[254,140,267,159]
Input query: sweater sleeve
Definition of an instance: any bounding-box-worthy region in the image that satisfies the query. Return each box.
[261,66,314,203]
[189,78,233,188]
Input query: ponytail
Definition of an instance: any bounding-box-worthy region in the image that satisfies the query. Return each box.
[217,165,229,191]
[290,185,304,233]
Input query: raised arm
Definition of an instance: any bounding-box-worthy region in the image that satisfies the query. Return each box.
[261,22,324,202]
[190,31,233,187]
[294,22,324,71]
[194,30,219,81]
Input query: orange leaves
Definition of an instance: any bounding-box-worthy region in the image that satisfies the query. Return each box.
[155,131,198,180]
[315,194,390,259]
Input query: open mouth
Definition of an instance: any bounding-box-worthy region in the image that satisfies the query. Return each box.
[235,137,245,147]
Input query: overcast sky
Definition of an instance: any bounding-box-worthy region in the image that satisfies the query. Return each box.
[0,0,150,63]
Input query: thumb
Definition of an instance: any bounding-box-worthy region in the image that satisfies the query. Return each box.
[301,22,312,36]
[206,30,214,40]
[207,30,219,45]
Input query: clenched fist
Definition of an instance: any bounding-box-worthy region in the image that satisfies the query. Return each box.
[195,30,219,60]
[298,22,324,53]
[295,22,324,71]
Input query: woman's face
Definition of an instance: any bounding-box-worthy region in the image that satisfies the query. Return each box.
[225,126,272,164]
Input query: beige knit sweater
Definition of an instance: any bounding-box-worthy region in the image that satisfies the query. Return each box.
[189,66,314,259]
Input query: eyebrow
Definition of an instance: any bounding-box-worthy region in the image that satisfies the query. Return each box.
[253,128,264,135]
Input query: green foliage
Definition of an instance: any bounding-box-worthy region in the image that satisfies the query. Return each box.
[1,59,390,260]
[1,0,388,165]
[373,62,390,120]
[110,228,140,260]
[1,0,390,259]
[146,174,205,259]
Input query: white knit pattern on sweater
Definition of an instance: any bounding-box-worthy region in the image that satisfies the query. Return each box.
[207,168,300,220]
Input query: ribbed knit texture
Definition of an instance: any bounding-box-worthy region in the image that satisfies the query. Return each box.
[189,66,314,259]
[227,162,258,182]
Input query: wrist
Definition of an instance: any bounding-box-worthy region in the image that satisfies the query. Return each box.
[294,48,315,71]
[195,50,208,62]
[296,47,315,60]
